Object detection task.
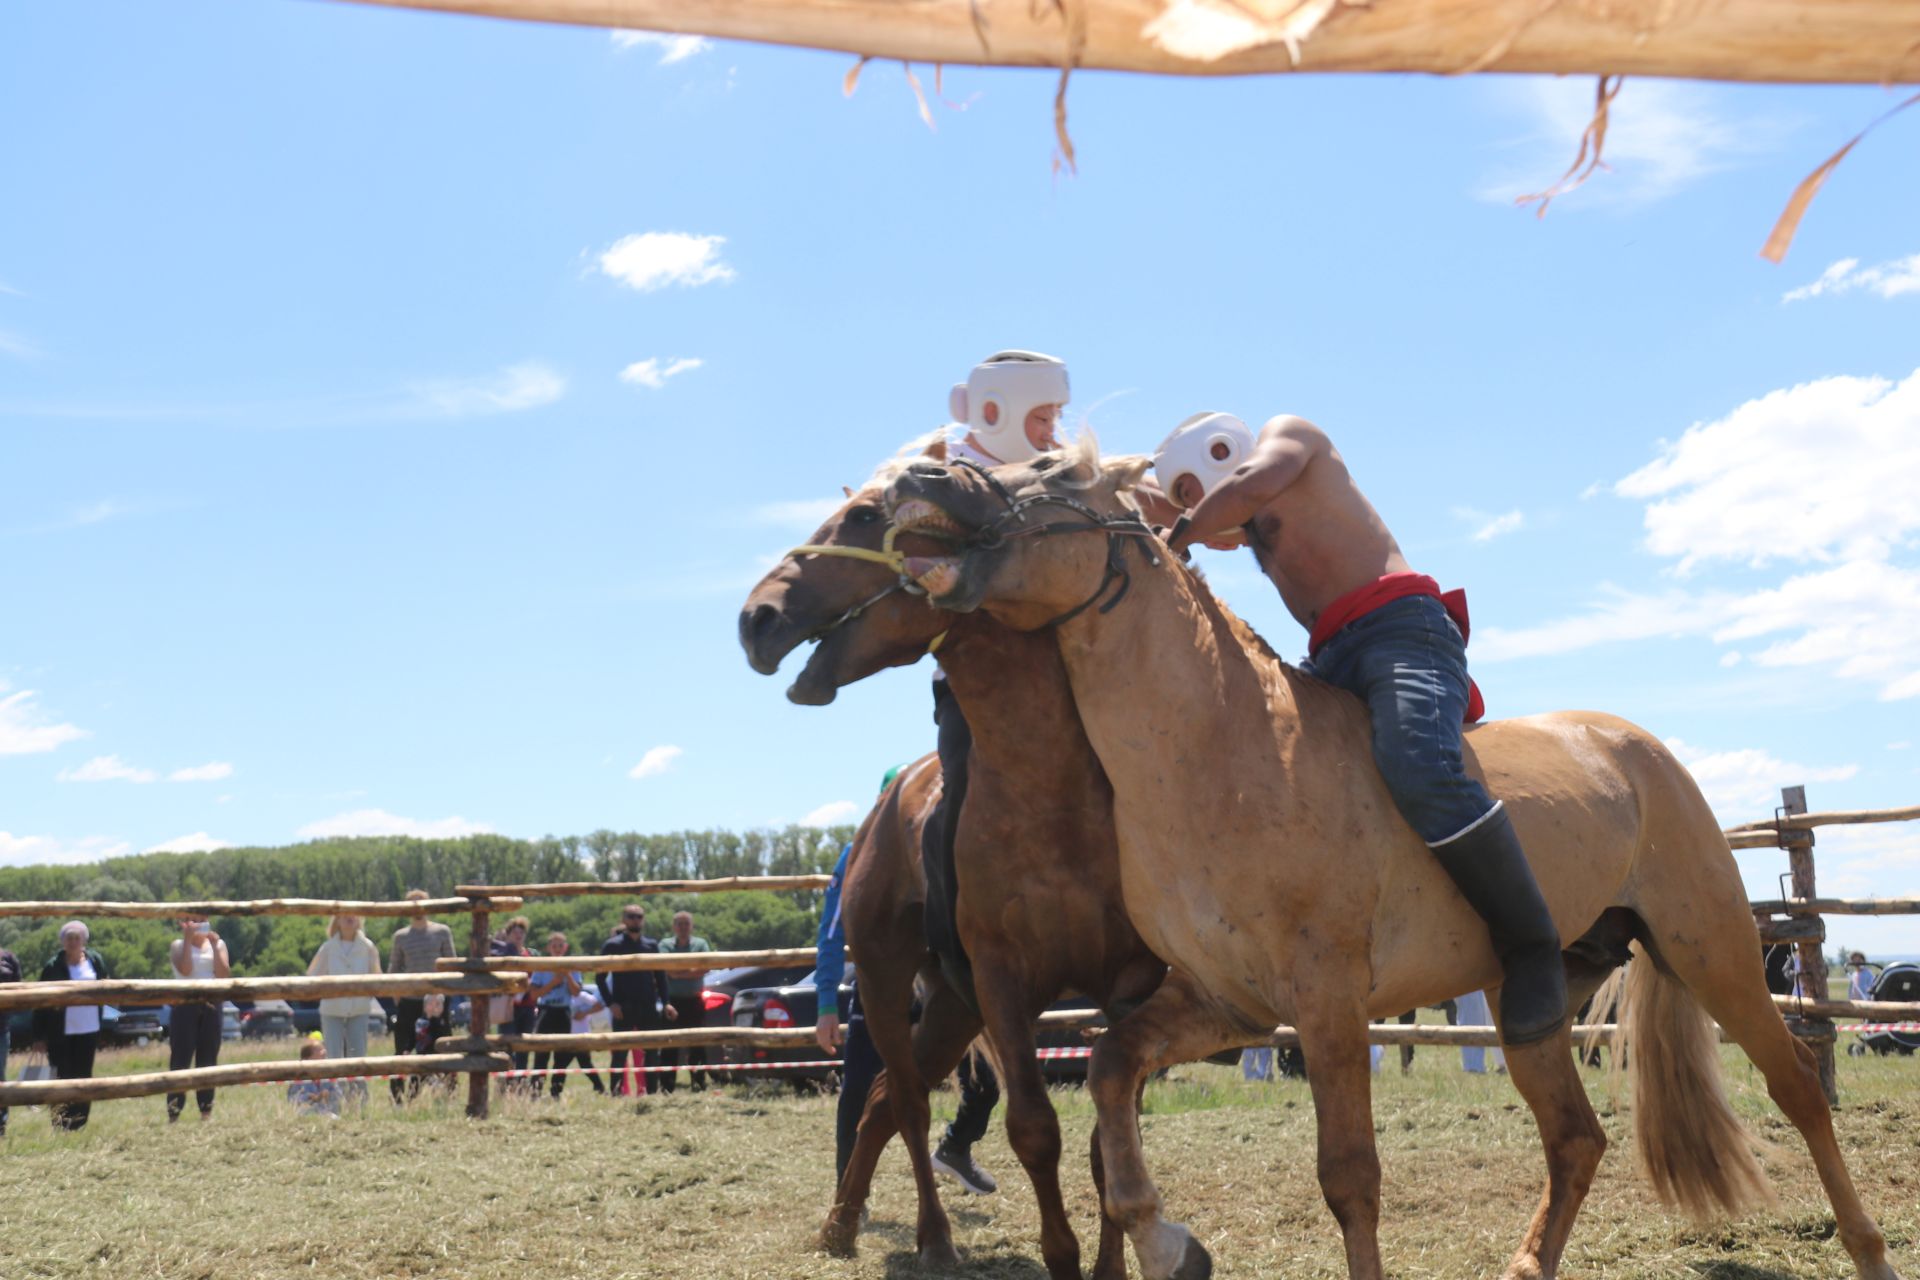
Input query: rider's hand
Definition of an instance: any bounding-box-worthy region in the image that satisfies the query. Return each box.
[816,1014,843,1055]
[664,1003,680,1022]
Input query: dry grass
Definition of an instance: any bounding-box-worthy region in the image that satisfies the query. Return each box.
[0,1039,1914,1279]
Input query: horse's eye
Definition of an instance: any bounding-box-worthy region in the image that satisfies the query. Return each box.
[1032,457,1056,472]
[848,505,881,524]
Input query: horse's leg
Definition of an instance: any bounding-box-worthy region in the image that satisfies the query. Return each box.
[1396,1009,1416,1074]
[1089,1103,1132,1280]
[822,1067,902,1254]
[1496,1029,1607,1280]
[1654,930,1898,1279]
[1090,970,1247,1280]
[1294,997,1385,1280]
[974,967,1081,1280]
[897,978,984,1268]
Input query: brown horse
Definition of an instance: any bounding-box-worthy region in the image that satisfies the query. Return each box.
[740,471,1166,1279]
[869,442,1901,1280]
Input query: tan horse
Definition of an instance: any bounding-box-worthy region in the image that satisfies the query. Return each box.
[740,481,1166,1278]
[874,443,1901,1280]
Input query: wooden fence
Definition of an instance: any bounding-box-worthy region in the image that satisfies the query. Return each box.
[1,798,1916,1116]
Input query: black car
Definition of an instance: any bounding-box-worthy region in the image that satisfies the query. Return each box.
[701,964,813,1085]
[104,1004,168,1047]
[239,999,297,1039]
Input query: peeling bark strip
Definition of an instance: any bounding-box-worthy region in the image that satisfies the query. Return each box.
[338,0,1920,84]
[1516,73,1624,217]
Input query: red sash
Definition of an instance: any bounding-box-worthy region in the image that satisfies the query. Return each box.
[1306,571,1485,723]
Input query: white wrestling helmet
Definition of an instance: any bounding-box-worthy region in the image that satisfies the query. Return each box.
[947,350,1070,465]
[1154,411,1255,502]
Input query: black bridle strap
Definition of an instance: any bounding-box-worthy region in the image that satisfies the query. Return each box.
[960,483,1163,631]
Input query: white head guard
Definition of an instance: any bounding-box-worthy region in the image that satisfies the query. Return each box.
[947,350,1070,465]
[1153,412,1255,502]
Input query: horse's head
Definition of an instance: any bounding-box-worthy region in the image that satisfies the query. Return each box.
[739,479,960,706]
[882,436,1157,631]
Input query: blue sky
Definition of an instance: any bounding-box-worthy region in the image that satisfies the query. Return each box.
[4,2,1917,952]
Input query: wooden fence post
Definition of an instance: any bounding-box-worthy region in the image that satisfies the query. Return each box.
[467,902,492,1119]
[1780,785,1837,1105]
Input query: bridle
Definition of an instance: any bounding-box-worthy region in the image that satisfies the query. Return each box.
[783,457,1164,646]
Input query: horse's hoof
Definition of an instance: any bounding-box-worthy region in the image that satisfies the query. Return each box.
[1171,1236,1212,1280]
[919,1240,962,1269]
[819,1215,859,1257]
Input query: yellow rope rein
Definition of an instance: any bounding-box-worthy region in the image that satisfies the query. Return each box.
[786,527,946,654]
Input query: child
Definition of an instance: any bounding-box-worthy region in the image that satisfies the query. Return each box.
[287,1040,343,1118]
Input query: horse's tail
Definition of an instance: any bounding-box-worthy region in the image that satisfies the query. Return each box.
[1615,941,1776,1221]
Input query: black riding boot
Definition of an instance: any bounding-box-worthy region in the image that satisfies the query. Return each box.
[1428,806,1568,1046]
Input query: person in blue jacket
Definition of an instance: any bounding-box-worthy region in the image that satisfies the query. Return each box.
[816,766,1000,1193]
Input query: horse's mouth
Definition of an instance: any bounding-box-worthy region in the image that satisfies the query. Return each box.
[890,499,969,542]
[787,628,849,706]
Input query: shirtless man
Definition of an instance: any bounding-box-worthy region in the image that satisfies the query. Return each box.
[1140,411,1567,1045]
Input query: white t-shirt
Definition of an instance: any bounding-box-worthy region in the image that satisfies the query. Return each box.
[65,957,101,1035]
[312,935,380,1016]
[182,938,217,979]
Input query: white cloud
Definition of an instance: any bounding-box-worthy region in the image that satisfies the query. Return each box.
[1480,79,1770,209]
[144,832,233,854]
[1783,253,1920,304]
[1664,737,1858,826]
[598,232,735,292]
[1719,651,1743,667]
[404,362,566,418]
[0,681,88,755]
[752,497,842,527]
[1889,741,1912,751]
[295,809,494,839]
[168,761,234,782]
[610,29,712,64]
[1615,368,1920,572]
[0,831,133,867]
[618,356,703,390]
[800,800,859,828]
[56,753,157,783]
[1472,510,1524,542]
[1473,585,1735,662]
[629,745,684,779]
[1710,559,1920,701]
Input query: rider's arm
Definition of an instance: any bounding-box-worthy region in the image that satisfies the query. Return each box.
[1171,417,1322,553]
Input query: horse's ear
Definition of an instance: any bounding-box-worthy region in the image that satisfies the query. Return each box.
[842,485,855,498]
[924,438,949,462]
[1103,455,1152,493]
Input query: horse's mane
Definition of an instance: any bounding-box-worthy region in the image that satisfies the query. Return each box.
[1172,557,1290,671]
[856,428,1106,494]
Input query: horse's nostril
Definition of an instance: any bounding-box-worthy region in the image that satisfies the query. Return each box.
[906,461,949,479]
[747,603,780,638]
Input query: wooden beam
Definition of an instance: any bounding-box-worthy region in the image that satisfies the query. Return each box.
[0,1051,509,1107]
[1770,993,1920,1020]
[1726,803,1920,834]
[1756,915,1825,945]
[437,947,816,973]
[453,875,831,898]
[1727,830,1806,850]
[465,905,492,1119]
[1749,897,1920,917]
[0,896,517,919]
[336,0,1920,86]
[0,972,525,1011]
[447,1025,820,1053]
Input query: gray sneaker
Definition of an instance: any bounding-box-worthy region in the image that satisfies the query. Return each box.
[932,1140,997,1195]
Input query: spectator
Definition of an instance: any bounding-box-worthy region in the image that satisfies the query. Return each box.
[563,984,608,1095]
[307,914,382,1103]
[598,904,676,1097]
[166,914,230,1122]
[529,932,584,1098]
[658,909,714,1092]
[1454,987,1506,1074]
[31,921,111,1132]
[387,889,456,1104]
[287,1041,342,1118]
[0,939,19,1138]
[1847,951,1875,1003]
[411,995,456,1095]
[489,916,537,1092]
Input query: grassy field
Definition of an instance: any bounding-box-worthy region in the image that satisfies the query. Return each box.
[0,1038,1914,1279]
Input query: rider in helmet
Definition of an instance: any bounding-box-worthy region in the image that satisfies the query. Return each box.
[1137,411,1567,1047]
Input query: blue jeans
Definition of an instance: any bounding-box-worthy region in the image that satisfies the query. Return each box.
[1302,594,1496,846]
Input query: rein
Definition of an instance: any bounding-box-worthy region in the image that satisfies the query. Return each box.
[946,458,1164,630]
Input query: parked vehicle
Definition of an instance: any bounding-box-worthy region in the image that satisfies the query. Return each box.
[221,1002,243,1041]
[700,964,812,1085]
[721,967,858,1088]
[289,1000,322,1037]
[239,999,297,1039]
[101,1005,168,1047]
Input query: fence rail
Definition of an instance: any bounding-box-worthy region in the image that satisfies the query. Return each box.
[0,973,524,1012]
[0,1051,511,1107]
[457,875,832,899]
[438,947,817,974]
[0,896,519,919]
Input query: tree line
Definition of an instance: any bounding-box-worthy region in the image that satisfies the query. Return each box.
[0,826,855,983]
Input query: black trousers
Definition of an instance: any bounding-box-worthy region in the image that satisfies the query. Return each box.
[531,1005,576,1094]
[657,995,708,1091]
[835,988,880,1181]
[167,1002,222,1119]
[50,1032,98,1131]
[609,1009,664,1094]
[946,1053,1000,1148]
[922,680,974,1002]
[390,997,425,1102]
